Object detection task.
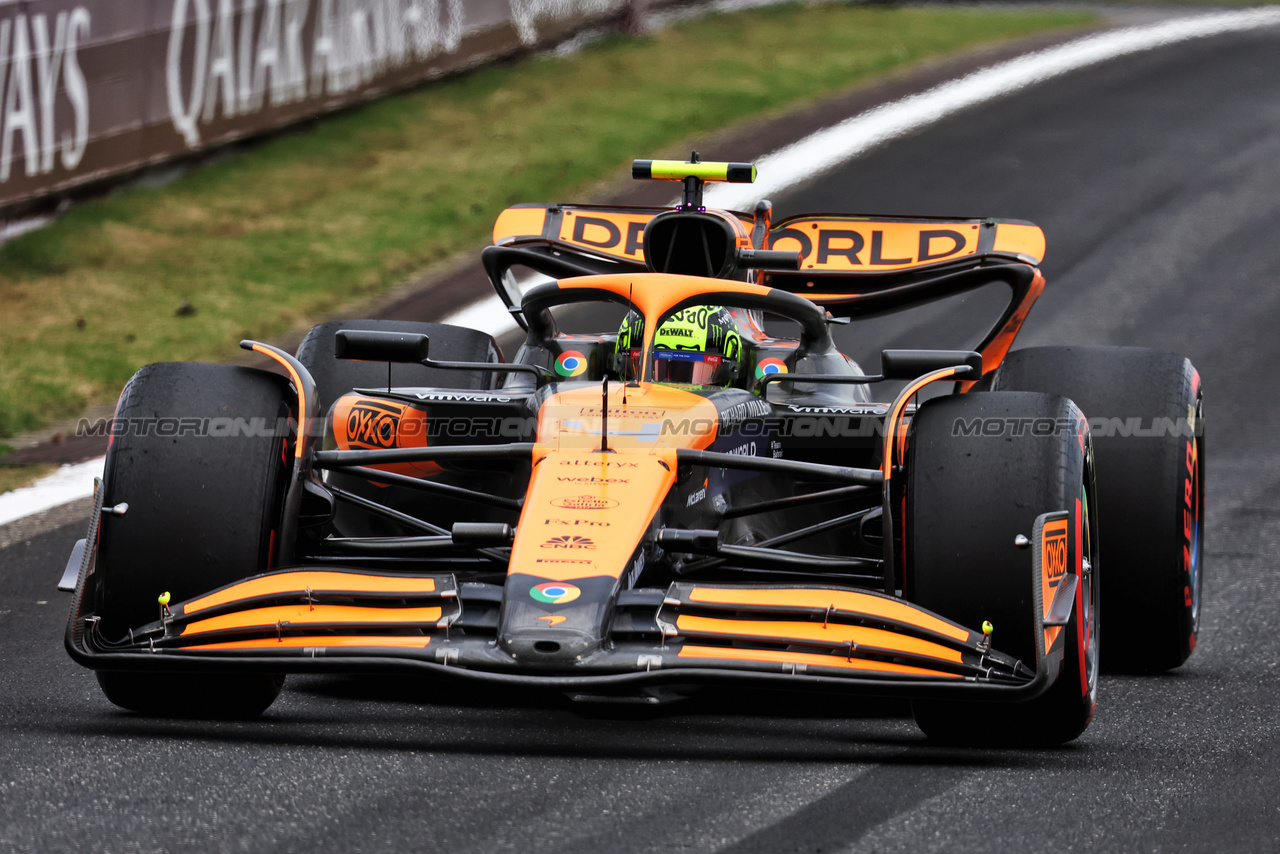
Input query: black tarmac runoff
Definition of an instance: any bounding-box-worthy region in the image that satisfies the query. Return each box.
[5,21,1280,854]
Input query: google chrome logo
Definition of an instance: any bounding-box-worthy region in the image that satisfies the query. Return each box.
[530,582,581,604]
[755,357,788,380]
[555,350,588,378]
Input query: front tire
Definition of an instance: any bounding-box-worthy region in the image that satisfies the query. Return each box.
[93,362,290,716]
[906,392,1099,746]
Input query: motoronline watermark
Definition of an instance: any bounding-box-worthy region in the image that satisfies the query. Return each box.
[950,416,1201,439]
[75,413,1202,442]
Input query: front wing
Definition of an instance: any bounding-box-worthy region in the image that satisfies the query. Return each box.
[65,505,1071,703]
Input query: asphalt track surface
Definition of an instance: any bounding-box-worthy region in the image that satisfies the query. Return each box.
[4,23,1280,854]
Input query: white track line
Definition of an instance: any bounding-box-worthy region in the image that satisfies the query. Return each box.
[703,9,1280,210]
[7,9,1280,529]
[0,457,103,528]
[443,9,1280,341]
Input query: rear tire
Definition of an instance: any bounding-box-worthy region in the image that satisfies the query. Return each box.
[297,319,506,539]
[94,362,290,717]
[993,346,1203,672]
[907,392,1099,746]
[296,319,502,412]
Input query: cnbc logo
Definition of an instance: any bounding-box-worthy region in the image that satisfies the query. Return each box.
[540,536,596,550]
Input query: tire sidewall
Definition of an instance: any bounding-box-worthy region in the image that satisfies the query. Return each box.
[906,391,1098,744]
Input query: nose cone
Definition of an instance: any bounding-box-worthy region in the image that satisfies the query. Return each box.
[500,627,602,663]
[499,575,617,666]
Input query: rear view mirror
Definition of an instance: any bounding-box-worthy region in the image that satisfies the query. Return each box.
[880,349,983,380]
[334,330,430,364]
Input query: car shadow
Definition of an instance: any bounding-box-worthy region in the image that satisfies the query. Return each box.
[43,672,1087,770]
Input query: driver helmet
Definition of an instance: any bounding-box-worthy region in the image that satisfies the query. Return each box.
[615,305,744,386]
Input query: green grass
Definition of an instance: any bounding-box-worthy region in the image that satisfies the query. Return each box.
[0,464,55,494]
[1097,0,1277,5]
[0,4,1094,438]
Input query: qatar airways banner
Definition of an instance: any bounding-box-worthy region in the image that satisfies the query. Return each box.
[0,0,635,212]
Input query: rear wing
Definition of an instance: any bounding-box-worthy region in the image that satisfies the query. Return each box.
[765,213,1043,272]
[486,158,1047,377]
[491,202,756,268]
[491,205,1043,273]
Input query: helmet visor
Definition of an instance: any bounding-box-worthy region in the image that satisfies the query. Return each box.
[652,350,732,385]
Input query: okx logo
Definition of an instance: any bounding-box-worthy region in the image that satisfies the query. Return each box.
[345,401,399,449]
[541,535,596,550]
[1042,519,1069,588]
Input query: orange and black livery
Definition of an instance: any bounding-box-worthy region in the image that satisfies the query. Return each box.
[62,155,1203,745]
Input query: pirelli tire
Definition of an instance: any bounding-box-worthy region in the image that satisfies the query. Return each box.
[992,346,1204,673]
[296,319,503,410]
[93,362,290,717]
[906,392,1099,746]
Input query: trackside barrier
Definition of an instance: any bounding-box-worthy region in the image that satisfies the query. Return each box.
[0,0,653,215]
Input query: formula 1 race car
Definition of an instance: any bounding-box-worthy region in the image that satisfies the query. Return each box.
[62,157,1204,745]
